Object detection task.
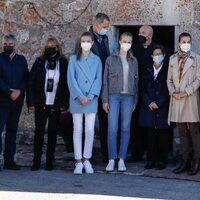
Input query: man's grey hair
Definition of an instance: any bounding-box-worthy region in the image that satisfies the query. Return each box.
[95,13,110,23]
[3,34,17,44]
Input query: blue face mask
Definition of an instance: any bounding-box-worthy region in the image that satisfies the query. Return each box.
[153,55,164,64]
[98,28,108,35]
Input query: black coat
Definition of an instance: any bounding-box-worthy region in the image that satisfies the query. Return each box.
[89,26,110,68]
[27,56,69,110]
[132,42,169,90]
[132,42,158,78]
[138,60,169,129]
[0,53,29,107]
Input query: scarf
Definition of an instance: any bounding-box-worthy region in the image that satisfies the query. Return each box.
[178,50,190,83]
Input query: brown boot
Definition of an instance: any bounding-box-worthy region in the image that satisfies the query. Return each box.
[173,159,191,174]
[187,158,200,176]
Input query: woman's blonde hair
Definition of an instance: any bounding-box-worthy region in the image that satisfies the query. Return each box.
[41,37,63,58]
[119,32,133,58]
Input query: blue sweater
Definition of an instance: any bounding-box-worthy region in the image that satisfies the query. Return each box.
[0,52,29,107]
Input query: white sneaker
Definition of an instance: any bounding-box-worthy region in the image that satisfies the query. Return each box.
[118,159,126,172]
[83,160,94,174]
[106,159,115,171]
[73,162,83,175]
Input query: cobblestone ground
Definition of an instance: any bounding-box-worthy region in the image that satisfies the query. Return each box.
[0,132,197,182]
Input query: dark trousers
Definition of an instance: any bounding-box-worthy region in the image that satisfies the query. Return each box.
[33,106,60,164]
[98,99,108,159]
[0,104,22,163]
[130,105,147,161]
[147,128,169,163]
[177,123,200,160]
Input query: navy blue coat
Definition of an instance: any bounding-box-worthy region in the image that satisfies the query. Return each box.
[0,52,28,108]
[89,26,110,68]
[138,60,169,129]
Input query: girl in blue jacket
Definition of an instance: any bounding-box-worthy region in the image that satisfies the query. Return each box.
[67,32,102,174]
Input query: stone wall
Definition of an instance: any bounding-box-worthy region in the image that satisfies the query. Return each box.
[0,0,199,133]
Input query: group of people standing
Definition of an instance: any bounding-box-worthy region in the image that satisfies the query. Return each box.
[0,12,200,176]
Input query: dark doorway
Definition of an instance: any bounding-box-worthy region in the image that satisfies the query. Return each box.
[116,25,175,56]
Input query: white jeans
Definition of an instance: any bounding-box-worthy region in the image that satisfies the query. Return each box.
[72,113,96,160]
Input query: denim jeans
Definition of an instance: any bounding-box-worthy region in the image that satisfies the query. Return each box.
[107,94,134,159]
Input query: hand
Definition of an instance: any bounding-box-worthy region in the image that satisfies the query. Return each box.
[172,93,180,100]
[148,102,154,110]
[103,103,109,113]
[179,92,187,98]
[172,92,186,100]
[28,106,35,113]
[148,102,158,110]
[60,108,66,112]
[80,98,90,105]
[151,102,159,109]
[10,89,21,101]
[132,104,136,111]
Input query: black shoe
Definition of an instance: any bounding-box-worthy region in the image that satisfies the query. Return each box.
[173,160,191,174]
[90,158,97,165]
[156,162,166,170]
[126,157,135,163]
[128,154,143,162]
[45,162,54,171]
[4,162,20,170]
[127,155,143,163]
[187,159,200,176]
[102,157,108,163]
[144,161,156,169]
[31,163,40,171]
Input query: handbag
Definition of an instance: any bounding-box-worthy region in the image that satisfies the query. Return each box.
[59,110,74,152]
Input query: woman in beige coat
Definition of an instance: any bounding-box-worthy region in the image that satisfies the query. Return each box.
[167,32,200,175]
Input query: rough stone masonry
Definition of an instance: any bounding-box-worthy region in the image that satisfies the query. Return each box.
[0,0,200,135]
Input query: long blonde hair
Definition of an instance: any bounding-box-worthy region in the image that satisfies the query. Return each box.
[41,37,63,58]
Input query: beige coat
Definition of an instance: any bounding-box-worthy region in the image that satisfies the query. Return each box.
[167,51,200,123]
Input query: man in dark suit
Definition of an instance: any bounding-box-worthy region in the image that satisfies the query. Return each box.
[133,25,158,78]
[0,34,29,170]
[130,25,158,161]
[89,13,110,162]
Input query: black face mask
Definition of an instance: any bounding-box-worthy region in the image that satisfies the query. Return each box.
[3,46,14,55]
[45,47,57,57]
[138,35,147,44]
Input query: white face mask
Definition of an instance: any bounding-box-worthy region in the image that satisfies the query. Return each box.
[180,43,191,53]
[120,43,132,52]
[153,55,164,64]
[81,42,92,51]
[98,28,108,35]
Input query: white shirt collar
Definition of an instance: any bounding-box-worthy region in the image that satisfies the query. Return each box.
[153,63,163,79]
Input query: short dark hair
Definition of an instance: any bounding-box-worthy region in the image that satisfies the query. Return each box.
[75,32,94,60]
[95,13,110,23]
[152,44,166,55]
[178,32,192,42]
[3,34,17,44]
